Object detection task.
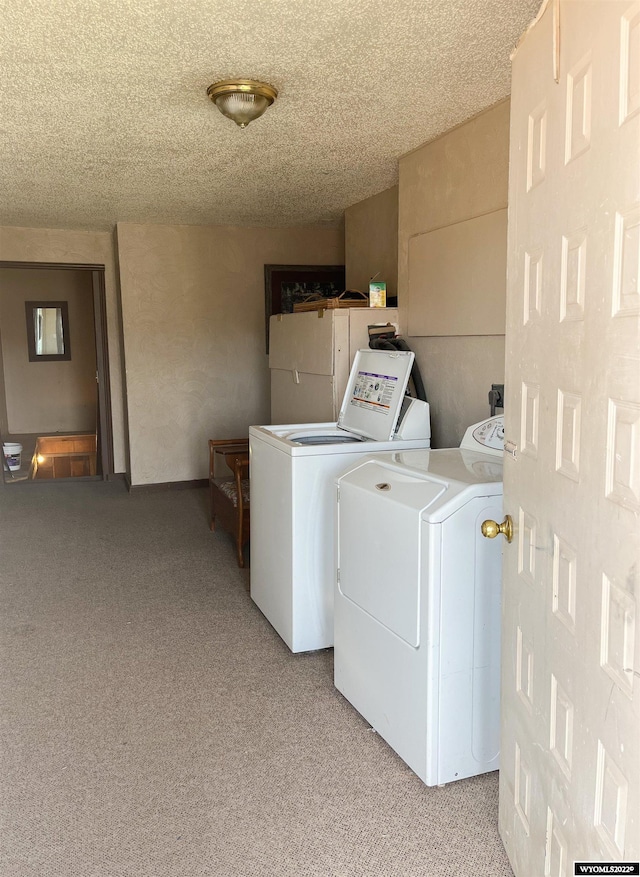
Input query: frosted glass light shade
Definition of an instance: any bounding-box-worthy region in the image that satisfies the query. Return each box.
[214,92,270,127]
[207,80,278,129]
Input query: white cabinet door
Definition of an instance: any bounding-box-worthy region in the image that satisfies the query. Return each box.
[500,2,640,874]
[269,311,339,423]
[268,310,336,374]
[270,370,336,424]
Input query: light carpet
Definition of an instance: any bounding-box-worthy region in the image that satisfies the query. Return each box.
[0,479,514,877]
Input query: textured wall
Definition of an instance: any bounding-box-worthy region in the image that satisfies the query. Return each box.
[0,268,96,433]
[0,226,126,471]
[345,186,398,300]
[116,222,344,486]
[398,100,510,448]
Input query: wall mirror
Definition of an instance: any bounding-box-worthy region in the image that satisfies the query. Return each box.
[26,301,71,361]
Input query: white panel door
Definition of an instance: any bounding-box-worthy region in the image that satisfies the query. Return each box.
[500,2,640,875]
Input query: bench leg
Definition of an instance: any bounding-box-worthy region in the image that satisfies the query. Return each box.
[210,484,216,531]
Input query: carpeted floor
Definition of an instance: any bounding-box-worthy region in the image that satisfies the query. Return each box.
[0,479,514,877]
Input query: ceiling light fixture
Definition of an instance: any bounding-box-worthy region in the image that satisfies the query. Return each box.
[207,79,278,129]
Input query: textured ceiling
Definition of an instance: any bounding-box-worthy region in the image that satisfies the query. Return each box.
[0,0,541,231]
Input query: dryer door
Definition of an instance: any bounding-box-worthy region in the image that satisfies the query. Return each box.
[337,460,445,647]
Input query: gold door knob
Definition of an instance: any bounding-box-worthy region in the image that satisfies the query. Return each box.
[481,515,513,543]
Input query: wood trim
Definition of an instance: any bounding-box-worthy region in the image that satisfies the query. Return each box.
[3,472,126,488]
[0,261,104,271]
[91,269,114,478]
[8,474,102,486]
[127,478,208,494]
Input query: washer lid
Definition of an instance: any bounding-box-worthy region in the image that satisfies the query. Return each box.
[337,349,415,442]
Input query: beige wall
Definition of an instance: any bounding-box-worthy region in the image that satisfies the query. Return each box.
[0,268,96,434]
[345,186,398,300]
[116,222,344,486]
[0,227,126,470]
[398,99,510,448]
[0,320,8,437]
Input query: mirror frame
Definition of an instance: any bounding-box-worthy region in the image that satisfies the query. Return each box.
[25,300,71,362]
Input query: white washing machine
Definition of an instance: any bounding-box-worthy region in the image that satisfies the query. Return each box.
[334,416,504,786]
[250,349,431,653]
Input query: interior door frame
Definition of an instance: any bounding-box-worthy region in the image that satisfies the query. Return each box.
[0,260,114,479]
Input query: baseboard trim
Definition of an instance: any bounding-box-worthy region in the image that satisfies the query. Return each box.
[128,478,208,494]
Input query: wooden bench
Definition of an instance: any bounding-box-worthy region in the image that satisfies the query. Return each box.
[208,438,250,568]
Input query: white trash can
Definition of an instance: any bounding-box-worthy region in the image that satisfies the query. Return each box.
[3,442,22,472]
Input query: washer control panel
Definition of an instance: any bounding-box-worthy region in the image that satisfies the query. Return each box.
[460,415,505,457]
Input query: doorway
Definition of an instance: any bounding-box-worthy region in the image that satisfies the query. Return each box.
[0,262,113,483]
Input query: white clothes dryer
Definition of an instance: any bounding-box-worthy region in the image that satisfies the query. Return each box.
[334,416,504,786]
[250,349,431,653]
